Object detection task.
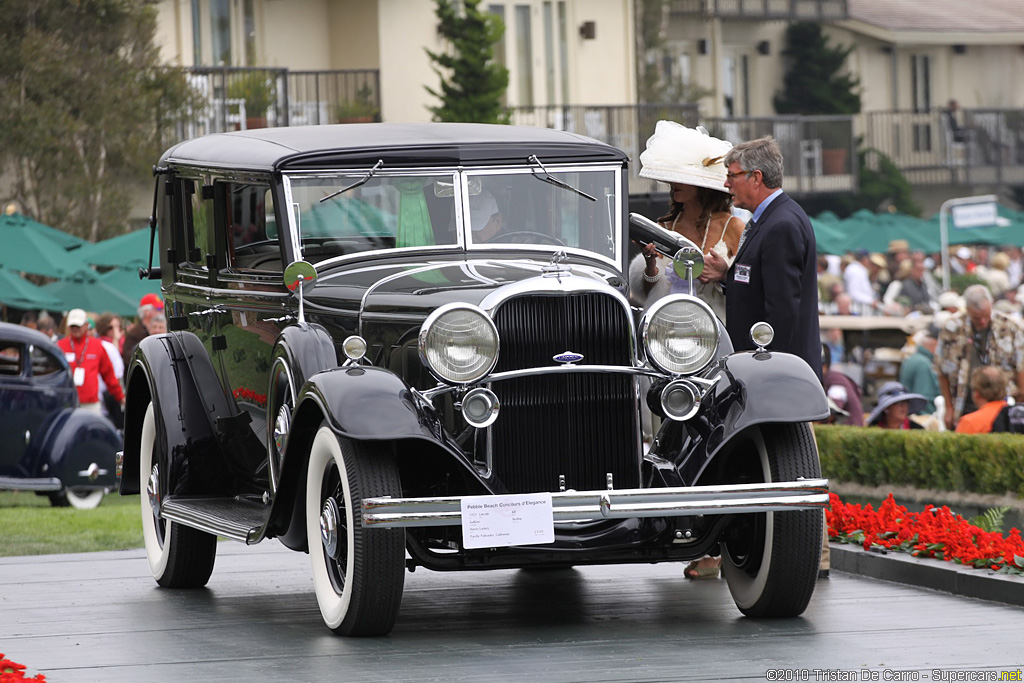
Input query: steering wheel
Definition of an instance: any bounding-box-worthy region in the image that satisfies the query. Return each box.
[488,230,566,247]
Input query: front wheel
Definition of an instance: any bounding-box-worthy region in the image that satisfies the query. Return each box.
[721,422,822,618]
[139,402,217,588]
[306,426,405,636]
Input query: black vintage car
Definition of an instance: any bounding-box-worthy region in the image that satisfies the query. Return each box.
[0,323,121,508]
[117,123,829,636]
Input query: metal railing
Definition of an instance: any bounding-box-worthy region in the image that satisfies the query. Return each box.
[163,66,380,147]
[864,108,1024,188]
[669,0,848,20]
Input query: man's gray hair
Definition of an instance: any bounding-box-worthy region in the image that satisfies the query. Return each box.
[723,136,784,189]
[962,284,993,310]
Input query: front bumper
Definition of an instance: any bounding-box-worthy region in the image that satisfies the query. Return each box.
[362,478,829,528]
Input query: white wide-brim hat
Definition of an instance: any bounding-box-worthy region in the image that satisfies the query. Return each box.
[639,120,732,192]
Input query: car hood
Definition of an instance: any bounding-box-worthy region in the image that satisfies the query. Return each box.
[309,256,622,326]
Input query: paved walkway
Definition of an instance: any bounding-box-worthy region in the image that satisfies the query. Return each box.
[1,542,1022,682]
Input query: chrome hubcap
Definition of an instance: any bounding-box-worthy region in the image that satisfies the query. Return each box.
[273,405,290,459]
[147,463,161,518]
[320,497,341,560]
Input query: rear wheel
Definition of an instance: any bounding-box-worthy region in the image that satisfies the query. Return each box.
[306,426,405,636]
[140,402,217,587]
[721,422,822,618]
[64,489,105,510]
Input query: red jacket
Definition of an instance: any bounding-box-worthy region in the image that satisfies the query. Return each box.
[57,335,125,405]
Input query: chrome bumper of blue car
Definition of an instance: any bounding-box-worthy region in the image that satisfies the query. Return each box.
[361,478,829,528]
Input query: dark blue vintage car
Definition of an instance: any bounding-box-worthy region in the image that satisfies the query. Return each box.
[0,323,121,508]
[118,123,829,636]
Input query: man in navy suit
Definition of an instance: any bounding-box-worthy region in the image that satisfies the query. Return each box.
[702,136,822,378]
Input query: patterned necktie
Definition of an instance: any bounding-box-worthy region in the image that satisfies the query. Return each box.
[737,218,756,253]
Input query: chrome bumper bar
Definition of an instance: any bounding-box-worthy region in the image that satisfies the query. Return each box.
[362,478,829,528]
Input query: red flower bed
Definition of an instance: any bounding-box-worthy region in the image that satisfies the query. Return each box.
[827,493,1024,574]
[0,655,45,682]
[232,386,267,408]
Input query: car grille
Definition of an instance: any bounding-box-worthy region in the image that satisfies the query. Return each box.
[489,292,640,493]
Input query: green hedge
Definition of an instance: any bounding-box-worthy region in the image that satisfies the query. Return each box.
[813,424,1024,497]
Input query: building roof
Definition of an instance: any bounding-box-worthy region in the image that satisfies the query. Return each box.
[846,0,1024,38]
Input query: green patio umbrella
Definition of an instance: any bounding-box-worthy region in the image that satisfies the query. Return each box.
[99,266,161,306]
[0,223,88,278]
[0,266,66,311]
[0,213,87,251]
[75,228,159,269]
[41,269,138,317]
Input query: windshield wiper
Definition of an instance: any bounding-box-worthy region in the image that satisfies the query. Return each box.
[527,155,596,202]
[319,159,384,203]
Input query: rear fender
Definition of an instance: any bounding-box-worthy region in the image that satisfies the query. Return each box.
[37,408,122,490]
[119,333,232,495]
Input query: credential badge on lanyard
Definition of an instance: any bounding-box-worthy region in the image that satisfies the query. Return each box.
[735,263,752,284]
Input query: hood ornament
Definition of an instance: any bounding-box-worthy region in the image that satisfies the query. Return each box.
[542,250,572,279]
[553,350,584,365]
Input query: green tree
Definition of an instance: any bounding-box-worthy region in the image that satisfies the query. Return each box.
[0,0,193,242]
[425,0,510,124]
[774,22,860,115]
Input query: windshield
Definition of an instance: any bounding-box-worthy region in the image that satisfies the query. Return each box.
[287,172,459,264]
[464,167,619,261]
[283,166,620,265]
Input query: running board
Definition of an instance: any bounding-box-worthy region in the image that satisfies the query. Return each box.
[0,476,62,492]
[160,496,269,544]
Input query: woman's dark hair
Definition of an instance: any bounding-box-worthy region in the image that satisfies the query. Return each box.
[657,187,733,237]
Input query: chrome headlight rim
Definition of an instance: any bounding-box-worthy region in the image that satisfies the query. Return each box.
[640,293,720,376]
[418,302,499,385]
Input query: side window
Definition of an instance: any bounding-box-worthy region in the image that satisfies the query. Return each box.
[171,177,210,268]
[30,346,62,378]
[0,342,22,376]
[222,182,279,272]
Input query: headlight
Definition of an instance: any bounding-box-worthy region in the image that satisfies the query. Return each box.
[419,303,499,384]
[641,295,719,375]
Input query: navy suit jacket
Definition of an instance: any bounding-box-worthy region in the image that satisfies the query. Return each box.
[724,192,822,379]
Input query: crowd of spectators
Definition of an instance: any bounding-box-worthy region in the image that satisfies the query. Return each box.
[819,241,1024,433]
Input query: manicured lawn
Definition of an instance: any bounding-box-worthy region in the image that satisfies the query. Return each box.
[0,491,143,557]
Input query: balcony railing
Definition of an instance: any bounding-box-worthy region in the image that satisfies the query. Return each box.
[669,0,848,20]
[163,66,380,147]
[155,70,1024,196]
[864,108,1024,187]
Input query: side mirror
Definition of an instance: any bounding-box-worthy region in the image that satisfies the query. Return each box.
[283,260,317,293]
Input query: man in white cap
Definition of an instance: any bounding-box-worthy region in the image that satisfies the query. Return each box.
[57,309,125,414]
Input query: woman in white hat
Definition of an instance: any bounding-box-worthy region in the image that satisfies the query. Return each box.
[631,122,744,581]
[629,121,745,322]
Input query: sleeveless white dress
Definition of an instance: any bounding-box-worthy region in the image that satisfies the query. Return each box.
[630,215,738,322]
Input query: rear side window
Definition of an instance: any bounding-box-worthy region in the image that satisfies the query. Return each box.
[0,343,22,376]
[30,346,63,378]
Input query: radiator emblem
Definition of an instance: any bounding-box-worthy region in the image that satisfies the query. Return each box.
[553,350,584,365]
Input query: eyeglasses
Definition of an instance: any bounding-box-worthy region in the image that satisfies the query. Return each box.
[725,169,757,181]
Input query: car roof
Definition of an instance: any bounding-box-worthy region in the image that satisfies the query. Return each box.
[160,123,629,172]
[0,321,59,350]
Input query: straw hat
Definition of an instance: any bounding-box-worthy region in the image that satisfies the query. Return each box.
[867,381,927,426]
[887,239,910,254]
[639,121,732,191]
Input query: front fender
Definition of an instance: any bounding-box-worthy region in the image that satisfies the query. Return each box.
[661,350,827,487]
[270,365,467,551]
[714,351,829,433]
[300,365,438,441]
[37,408,121,490]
